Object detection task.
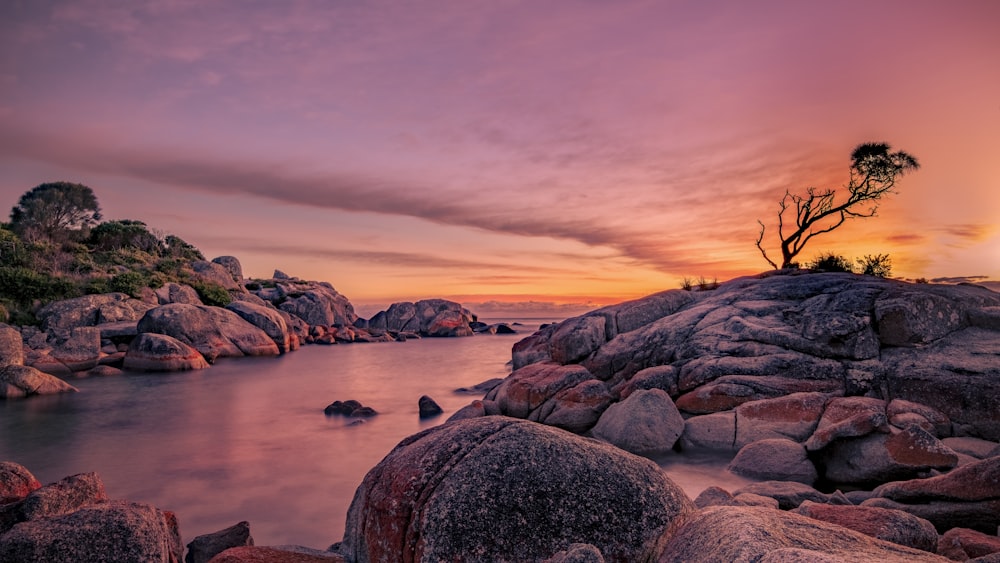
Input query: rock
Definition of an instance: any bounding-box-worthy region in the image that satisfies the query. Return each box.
[805,396,887,451]
[888,399,951,437]
[36,293,154,334]
[875,289,966,347]
[615,364,678,399]
[446,400,487,423]
[0,500,182,563]
[872,456,1000,504]
[536,379,613,433]
[192,260,242,290]
[732,480,831,510]
[324,400,363,416]
[137,303,279,362]
[658,505,947,562]
[186,521,254,563]
[50,326,101,371]
[676,375,843,415]
[155,282,203,305]
[453,377,504,395]
[490,362,593,419]
[550,315,607,364]
[679,411,737,451]
[368,299,475,337]
[728,438,818,485]
[941,437,1000,459]
[1,472,107,534]
[863,497,1000,535]
[0,325,23,367]
[248,279,359,328]
[340,416,694,562]
[417,395,443,418]
[732,493,781,508]
[0,364,78,399]
[693,486,735,509]
[226,301,291,354]
[822,425,959,485]
[351,407,377,418]
[209,546,344,562]
[792,501,939,552]
[211,256,244,284]
[590,388,684,457]
[84,364,123,377]
[124,333,211,372]
[543,543,605,563]
[734,392,830,448]
[937,528,1000,561]
[21,353,72,378]
[0,462,41,504]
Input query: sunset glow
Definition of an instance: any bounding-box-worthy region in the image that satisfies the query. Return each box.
[2,1,997,312]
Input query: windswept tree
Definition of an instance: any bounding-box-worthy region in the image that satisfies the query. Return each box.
[755,142,919,269]
[10,182,102,243]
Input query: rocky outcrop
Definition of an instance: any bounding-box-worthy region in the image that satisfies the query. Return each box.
[155,283,203,305]
[249,278,357,328]
[225,301,291,354]
[191,260,243,291]
[0,325,24,367]
[0,462,41,504]
[36,293,154,335]
[937,528,1000,561]
[0,364,77,398]
[211,256,244,284]
[137,303,280,363]
[658,506,947,562]
[365,299,475,337]
[339,416,694,562]
[123,333,211,372]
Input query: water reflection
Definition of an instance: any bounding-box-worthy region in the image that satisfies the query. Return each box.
[1,325,749,548]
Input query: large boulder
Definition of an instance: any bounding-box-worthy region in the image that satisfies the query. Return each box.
[937,527,1000,561]
[137,303,279,362]
[339,416,694,562]
[0,364,77,399]
[821,425,959,485]
[490,362,594,419]
[49,326,101,372]
[155,283,203,305]
[679,411,737,451]
[191,260,242,291]
[226,301,290,354]
[590,388,685,457]
[1,472,107,533]
[186,521,253,563]
[734,391,830,448]
[728,438,817,485]
[0,500,182,563]
[124,333,210,372]
[211,256,244,284]
[805,396,887,451]
[792,501,939,552]
[36,293,154,334]
[368,299,474,337]
[0,325,23,367]
[535,379,613,433]
[658,506,947,562]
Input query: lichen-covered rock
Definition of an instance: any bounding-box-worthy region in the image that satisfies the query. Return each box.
[792,501,939,553]
[658,506,947,563]
[490,362,594,419]
[226,301,290,354]
[887,399,950,438]
[124,333,210,372]
[0,364,77,399]
[340,416,694,563]
[137,303,279,362]
[731,480,832,510]
[1,472,108,533]
[192,260,242,291]
[544,543,606,563]
[822,426,959,485]
[0,462,41,504]
[728,438,817,485]
[535,379,613,433]
[49,326,101,372]
[734,392,830,448]
[367,299,473,337]
[208,546,344,562]
[590,389,685,457]
[872,456,1000,504]
[805,396,887,451]
[0,500,182,563]
[937,527,1000,561]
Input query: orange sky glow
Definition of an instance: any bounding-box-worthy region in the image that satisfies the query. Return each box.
[1,1,997,315]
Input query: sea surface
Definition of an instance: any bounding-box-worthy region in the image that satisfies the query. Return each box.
[0,320,753,549]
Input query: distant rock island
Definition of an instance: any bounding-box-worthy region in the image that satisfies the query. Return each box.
[0,257,508,398]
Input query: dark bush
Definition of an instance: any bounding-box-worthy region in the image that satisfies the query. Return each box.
[808,253,854,273]
[0,266,79,304]
[191,281,232,307]
[109,271,149,297]
[858,254,892,278]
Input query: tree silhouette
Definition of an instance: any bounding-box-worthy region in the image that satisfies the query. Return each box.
[755,142,919,269]
[10,182,102,243]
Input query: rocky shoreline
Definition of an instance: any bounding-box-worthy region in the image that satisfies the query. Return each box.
[1,256,507,398]
[2,270,999,561]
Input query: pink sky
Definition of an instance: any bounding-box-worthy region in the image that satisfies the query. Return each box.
[1,1,997,313]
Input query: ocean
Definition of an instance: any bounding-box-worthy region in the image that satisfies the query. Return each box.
[0,320,752,548]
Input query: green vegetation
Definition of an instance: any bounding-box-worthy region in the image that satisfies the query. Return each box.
[1,182,225,324]
[756,142,919,269]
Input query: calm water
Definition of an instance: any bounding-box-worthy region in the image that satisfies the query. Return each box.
[0,321,752,549]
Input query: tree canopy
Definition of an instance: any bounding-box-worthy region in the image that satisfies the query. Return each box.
[9,182,102,243]
[755,142,919,269]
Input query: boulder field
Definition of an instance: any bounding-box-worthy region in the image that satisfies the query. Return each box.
[1,258,492,388]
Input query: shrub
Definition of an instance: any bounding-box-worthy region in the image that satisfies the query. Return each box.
[697,276,719,291]
[0,266,79,304]
[680,277,694,291]
[857,254,892,278]
[191,281,232,307]
[808,253,854,273]
[109,271,149,297]
[0,302,7,323]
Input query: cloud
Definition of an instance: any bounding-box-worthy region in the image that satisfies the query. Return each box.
[938,224,995,246]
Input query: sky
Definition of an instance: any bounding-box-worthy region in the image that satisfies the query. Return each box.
[1,0,998,316]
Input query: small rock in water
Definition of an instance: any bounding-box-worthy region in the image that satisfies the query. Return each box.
[324,400,363,416]
[351,406,378,418]
[418,395,443,418]
[185,521,253,563]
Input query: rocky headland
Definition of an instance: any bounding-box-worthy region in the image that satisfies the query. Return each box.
[0,257,494,398]
[3,270,999,561]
